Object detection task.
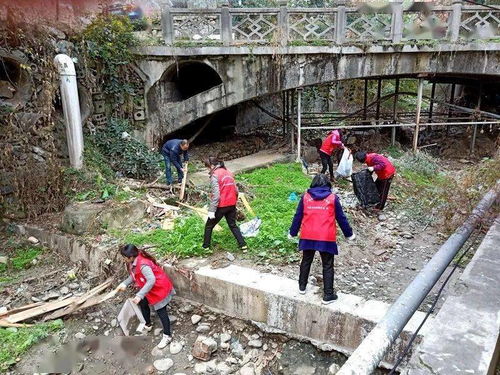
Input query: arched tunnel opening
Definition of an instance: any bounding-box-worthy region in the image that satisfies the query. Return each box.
[162,61,223,102]
[0,56,21,101]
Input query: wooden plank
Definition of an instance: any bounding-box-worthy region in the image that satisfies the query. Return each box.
[239,193,256,217]
[0,320,33,328]
[177,201,222,231]
[179,162,188,201]
[0,302,44,318]
[43,279,112,321]
[6,297,78,323]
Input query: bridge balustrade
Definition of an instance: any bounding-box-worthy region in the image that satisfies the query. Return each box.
[151,1,500,46]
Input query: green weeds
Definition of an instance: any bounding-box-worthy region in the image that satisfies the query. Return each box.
[123,163,310,261]
[0,320,63,372]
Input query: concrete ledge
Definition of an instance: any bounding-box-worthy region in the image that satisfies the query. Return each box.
[14,224,114,275]
[166,262,430,368]
[403,217,500,375]
[135,42,500,57]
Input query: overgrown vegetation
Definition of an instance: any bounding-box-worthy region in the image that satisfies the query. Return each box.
[93,118,161,179]
[79,15,138,98]
[124,164,310,261]
[0,320,63,372]
[0,246,42,275]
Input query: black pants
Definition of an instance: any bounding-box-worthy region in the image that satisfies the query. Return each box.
[203,205,246,248]
[299,250,335,297]
[375,176,393,210]
[139,298,171,335]
[319,151,334,177]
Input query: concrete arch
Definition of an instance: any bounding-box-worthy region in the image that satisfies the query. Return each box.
[137,45,500,145]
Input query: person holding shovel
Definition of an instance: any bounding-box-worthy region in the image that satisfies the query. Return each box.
[289,174,355,304]
[117,244,175,349]
[202,156,247,250]
[161,139,189,186]
[354,151,396,210]
[318,129,344,180]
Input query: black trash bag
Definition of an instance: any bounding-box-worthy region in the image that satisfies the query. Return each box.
[352,169,380,207]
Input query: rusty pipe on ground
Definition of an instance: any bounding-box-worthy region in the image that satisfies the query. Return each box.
[337,180,500,375]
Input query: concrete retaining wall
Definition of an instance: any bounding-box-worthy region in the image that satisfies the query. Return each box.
[166,261,430,368]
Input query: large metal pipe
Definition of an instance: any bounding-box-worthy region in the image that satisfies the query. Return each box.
[337,181,500,375]
[54,54,84,169]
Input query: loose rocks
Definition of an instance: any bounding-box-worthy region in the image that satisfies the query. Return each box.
[153,358,173,372]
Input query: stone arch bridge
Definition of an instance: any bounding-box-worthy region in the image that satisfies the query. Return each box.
[130,2,500,146]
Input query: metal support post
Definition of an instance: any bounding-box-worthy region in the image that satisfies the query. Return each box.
[391,78,400,145]
[413,78,424,153]
[470,83,482,155]
[282,91,286,136]
[337,182,500,375]
[376,78,382,123]
[447,83,456,134]
[296,88,303,162]
[428,82,436,123]
[363,79,368,121]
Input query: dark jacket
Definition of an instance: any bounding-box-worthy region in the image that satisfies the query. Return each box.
[161,139,189,172]
[289,186,353,254]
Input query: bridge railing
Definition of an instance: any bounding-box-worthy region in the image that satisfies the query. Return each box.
[156,1,500,46]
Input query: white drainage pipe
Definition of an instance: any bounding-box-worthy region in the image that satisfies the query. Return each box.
[54,54,84,169]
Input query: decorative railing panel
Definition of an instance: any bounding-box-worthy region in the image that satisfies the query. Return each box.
[288,10,337,41]
[156,2,500,46]
[172,12,221,42]
[460,8,500,39]
[345,11,392,41]
[231,12,279,42]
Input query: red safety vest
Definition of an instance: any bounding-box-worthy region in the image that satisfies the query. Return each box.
[300,193,337,242]
[213,168,238,207]
[366,153,396,180]
[130,253,173,305]
[319,130,342,155]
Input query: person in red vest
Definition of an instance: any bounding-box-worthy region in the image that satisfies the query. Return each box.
[202,157,247,250]
[289,174,355,304]
[354,151,396,210]
[117,244,175,349]
[319,129,344,180]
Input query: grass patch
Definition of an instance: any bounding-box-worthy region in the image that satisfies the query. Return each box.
[0,247,42,274]
[0,320,63,371]
[124,163,310,261]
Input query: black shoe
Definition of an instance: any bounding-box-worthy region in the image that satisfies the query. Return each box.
[322,293,338,305]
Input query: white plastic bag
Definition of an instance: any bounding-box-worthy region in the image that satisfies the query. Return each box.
[240,217,262,238]
[336,148,353,177]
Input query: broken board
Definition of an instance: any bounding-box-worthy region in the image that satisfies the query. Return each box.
[117,299,146,336]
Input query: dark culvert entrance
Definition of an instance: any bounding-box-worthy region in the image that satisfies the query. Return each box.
[162,61,223,102]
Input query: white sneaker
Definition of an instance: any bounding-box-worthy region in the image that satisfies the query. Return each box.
[299,287,306,295]
[136,323,153,334]
[157,334,172,349]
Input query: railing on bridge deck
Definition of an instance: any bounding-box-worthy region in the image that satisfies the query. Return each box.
[152,1,500,46]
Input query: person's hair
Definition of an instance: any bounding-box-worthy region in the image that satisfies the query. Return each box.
[204,156,225,169]
[310,173,332,189]
[119,244,159,266]
[180,139,189,146]
[354,151,367,163]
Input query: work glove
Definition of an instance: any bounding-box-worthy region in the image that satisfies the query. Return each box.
[367,167,374,172]
[347,233,356,242]
[287,232,294,240]
[117,283,127,292]
[207,211,216,220]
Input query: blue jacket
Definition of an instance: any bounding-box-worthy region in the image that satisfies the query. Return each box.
[161,139,189,171]
[289,186,353,255]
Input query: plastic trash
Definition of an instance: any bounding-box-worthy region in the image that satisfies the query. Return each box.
[352,169,380,207]
[117,298,146,336]
[288,192,298,202]
[240,217,262,237]
[336,148,353,177]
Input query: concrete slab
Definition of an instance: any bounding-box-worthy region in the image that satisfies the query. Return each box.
[165,261,430,368]
[402,217,500,375]
[189,150,290,187]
